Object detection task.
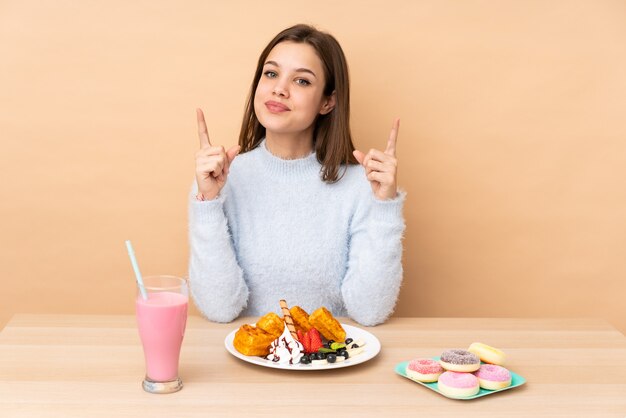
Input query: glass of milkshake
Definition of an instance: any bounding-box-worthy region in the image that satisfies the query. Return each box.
[135,275,188,394]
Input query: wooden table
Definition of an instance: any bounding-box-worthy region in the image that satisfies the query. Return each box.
[1,315,625,417]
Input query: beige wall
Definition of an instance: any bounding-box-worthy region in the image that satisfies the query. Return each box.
[2,0,625,333]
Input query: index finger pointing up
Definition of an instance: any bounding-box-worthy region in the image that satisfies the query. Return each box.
[385,118,400,156]
[196,108,212,148]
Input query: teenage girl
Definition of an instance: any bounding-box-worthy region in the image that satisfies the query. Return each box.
[190,24,405,326]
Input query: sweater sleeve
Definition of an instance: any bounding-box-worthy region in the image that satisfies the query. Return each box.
[341,190,406,326]
[188,186,249,322]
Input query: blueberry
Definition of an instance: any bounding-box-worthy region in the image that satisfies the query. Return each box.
[322,343,330,349]
[308,353,317,361]
[300,356,311,364]
[328,340,335,346]
[315,352,326,360]
[345,338,353,345]
[340,351,349,359]
[327,354,337,363]
[350,343,359,349]
[337,348,347,356]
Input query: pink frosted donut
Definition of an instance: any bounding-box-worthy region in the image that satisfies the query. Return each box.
[474,364,512,390]
[437,371,480,398]
[406,358,444,382]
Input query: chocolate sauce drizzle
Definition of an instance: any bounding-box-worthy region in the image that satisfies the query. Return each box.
[268,336,302,364]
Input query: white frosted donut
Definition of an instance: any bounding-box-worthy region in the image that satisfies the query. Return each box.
[468,342,506,365]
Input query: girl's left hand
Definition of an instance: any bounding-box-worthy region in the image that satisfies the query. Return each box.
[353,118,400,200]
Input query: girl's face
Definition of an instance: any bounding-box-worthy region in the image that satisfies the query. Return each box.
[254,41,335,140]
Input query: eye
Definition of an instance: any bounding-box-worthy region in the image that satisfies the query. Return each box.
[295,78,311,86]
[263,70,278,78]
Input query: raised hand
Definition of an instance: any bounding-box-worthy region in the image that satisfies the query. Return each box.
[353,118,400,200]
[195,108,240,201]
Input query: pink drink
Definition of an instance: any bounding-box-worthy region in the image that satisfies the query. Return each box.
[136,291,188,382]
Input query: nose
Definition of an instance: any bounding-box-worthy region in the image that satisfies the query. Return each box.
[272,78,289,98]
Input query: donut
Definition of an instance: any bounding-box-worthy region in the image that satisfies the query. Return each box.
[468,342,506,365]
[439,349,481,372]
[437,371,480,398]
[406,358,444,382]
[474,364,512,390]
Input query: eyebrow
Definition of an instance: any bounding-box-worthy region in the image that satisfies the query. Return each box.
[264,60,317,78]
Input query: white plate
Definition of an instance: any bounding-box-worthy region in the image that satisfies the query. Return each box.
[224,323,381,370]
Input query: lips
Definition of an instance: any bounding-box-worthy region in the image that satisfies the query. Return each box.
[265,100,290,113]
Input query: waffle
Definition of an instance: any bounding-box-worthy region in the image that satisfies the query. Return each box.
[256,312,284,338]
[308,307,346,342]
[290,306,313,333]
[233,324,277,356]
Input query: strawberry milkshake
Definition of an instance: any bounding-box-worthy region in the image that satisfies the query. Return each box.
[135,275,188,394]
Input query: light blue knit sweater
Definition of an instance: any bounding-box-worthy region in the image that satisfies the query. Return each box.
[188,140,405,326]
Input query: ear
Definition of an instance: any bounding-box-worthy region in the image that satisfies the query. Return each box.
[319,91,336,115]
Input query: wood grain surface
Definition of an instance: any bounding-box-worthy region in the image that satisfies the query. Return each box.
[1,315,625,417]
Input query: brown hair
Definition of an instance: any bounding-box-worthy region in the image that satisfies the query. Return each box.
[238,24,357,183]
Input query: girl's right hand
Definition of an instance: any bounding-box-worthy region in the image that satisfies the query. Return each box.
[195,108,241,201]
